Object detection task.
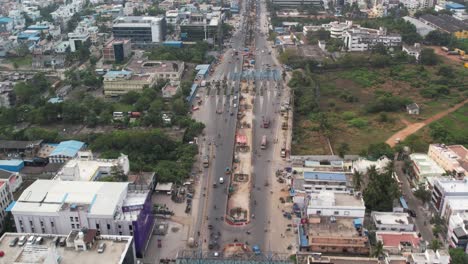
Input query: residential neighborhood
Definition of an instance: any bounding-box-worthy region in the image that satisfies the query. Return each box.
[0,0,466,263]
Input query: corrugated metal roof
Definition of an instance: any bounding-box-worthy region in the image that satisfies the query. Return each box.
[49,140,85,158]
[304,172,346,182]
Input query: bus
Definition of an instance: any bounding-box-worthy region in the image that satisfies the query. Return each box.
[261,135,267,149]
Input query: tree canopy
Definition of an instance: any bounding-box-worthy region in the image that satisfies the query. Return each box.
[363,165,400,211]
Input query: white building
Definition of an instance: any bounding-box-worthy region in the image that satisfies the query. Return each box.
[322,21,354,39]
[54,151,130,182]
[428,144,468,178]
[409,250,450,264]
[51,0,85,24]
[68,26,90,52]
[371,212,414,232]
[447,212,468,249]
[10,180,154,256]
[400,0,421,12]
[0,175,13,233]
[166,10,180,25]
[0,231,136,264]
[306,192,365,220]
[432,177,468,214]
[353,156,392,174]
[409,153,446,186]
[403,43,422,60]
[112,16,166,45]
[300,171,350,193]
[343,27,402,52]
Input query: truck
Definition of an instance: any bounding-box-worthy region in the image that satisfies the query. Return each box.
[261,135,267,149]
[280,144,286,158]
[282,121,288,130]
[203,155,209,168]
[262,117,270,128]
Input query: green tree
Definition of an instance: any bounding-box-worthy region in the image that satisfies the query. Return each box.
[371,241,384,258]
[172,98,187,116]
[428,239,441,251]
[449,248,468,264]
[110,165,127,182]
[414,187,432,204]
[364,143,394,160]
[337,142,350,158]
[420,48,438,66]
[424,30,452,46]
[363,165,400,211]
[353,171,363,191]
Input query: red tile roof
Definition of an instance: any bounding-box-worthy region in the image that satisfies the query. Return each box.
[377,232,420,248]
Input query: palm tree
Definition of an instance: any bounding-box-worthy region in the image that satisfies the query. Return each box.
[372,241,384,258]
[353,171,363,191]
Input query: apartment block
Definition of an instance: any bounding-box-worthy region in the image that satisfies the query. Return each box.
[9,180,154,257]
[103,39,132,63]
[112,16,166,46]
[428,144,468,178]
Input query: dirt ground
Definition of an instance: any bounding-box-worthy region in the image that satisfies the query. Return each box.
[386,98,468,146]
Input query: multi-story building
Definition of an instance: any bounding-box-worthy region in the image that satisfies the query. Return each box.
[299,171,351,193]
[112,16,166,46]
[9,180,154,257]
[431,177,468,213]
[271,0,323,7]
[343,27,402,51]
[409,153,446,186]
[103,39,132,63]
[0,174,13,233]
[409,250,450,264]
[68,26,90,52]
[179,9,224,42]
[103,70,156,96]
[371,212,414,232]
[104,58,184,96]
[299,217,369,254]
[54,151,130,182]
[165,10,180,25]
[126,58,185,84]
[428,144,468,178]
[0,231,136,264]
[0,17,13,33]
[400,0,421,12]
[447,212,468,250]
[51,0,85,25]
[306,192,366,220]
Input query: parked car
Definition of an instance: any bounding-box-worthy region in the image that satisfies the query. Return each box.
[9,237,19,247]
[97,242,106,253]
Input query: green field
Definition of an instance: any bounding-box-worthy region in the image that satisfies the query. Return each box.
[291,62,468,155]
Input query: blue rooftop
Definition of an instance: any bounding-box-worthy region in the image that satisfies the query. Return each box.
[28,25,49,30]
[49,140,85,158]
[299,225,308,247]
[48,97,64,104]
[0,160,23,166]
[104,70,132,78]
[186,84,199,102]
[446,2,465,9]
[195,64,210,76]
[303,172,346,182]
[0,17,13,23]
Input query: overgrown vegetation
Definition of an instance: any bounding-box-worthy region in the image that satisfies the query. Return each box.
[89,130,198,183]
[147,42,213,64]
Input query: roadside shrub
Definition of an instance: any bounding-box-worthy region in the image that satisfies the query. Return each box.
[348,117,369,128]
[342,111,356,120]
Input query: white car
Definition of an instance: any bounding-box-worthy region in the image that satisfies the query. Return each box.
[233,104,237,108]
[219,177,224,184]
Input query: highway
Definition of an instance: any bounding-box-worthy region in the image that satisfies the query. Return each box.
[191,0,284,253]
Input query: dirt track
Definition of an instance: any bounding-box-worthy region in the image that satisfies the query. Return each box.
[386,99,468,147]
